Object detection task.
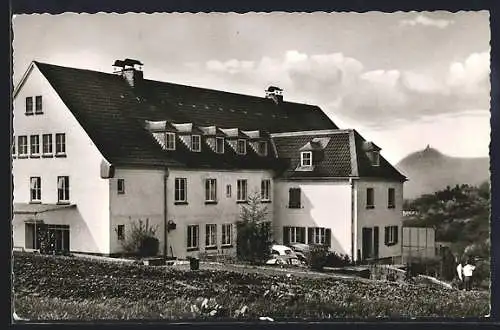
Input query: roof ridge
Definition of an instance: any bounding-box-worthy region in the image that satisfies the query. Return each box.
[144,78,320,109]
[34,61,322,110]
[271,129,353,137]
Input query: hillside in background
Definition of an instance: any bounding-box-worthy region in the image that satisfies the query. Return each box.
[396,145,489,199]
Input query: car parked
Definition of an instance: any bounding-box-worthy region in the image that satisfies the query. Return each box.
[266,244,306,266]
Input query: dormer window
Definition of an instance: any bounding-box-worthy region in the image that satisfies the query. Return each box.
[301,151,312,167]
[216,137,224,154]
[191,135,201,152]
[258,141,268,156]
[165,132,176,150]
[237,139,246,155]
[372,151,380,166]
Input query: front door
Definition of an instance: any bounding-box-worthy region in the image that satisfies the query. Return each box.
[362,227,373,260]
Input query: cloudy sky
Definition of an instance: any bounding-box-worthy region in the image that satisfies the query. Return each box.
[12,11,490,163]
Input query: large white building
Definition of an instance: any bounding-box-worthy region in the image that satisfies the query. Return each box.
[12,59,406,262]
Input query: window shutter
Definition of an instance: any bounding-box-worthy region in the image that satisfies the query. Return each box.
[283,227,290,245]
[384,226,389,246]
[325,228,331,247]
[299,227,306,243]
[394,226,399,244]
[307,228,313,244]
[373,226,379,258]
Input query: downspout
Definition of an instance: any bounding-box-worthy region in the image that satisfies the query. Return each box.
[349,177,355,262]
[163,168,169,258]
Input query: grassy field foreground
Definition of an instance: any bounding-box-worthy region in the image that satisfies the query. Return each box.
[13,252,490,320]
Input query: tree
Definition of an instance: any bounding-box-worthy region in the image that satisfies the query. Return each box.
[236,193,273,264]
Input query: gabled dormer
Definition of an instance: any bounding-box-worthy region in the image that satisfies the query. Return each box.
[295,137,331,171]
[199,125,226,154]
[144,120,177,151]
[220,128,248,155]
[170,122,204,152]
[242,130,270,157]
[363,141,381,167]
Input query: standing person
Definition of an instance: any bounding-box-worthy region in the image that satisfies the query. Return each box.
[456,261,464,290]
[463,258,476,291]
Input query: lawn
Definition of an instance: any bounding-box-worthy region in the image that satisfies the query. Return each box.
[12,252,490,321]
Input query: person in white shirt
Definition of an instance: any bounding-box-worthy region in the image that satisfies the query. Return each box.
[456,262,463,289]
[463,259,476,291]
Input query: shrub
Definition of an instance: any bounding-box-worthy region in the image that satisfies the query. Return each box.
[325,251,352,268]
[307,244,329,271]
[119,218,159,257]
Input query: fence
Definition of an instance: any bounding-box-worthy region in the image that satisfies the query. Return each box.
[402,227,436,264]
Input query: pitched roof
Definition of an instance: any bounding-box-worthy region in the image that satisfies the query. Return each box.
[272,131,354,178]
[33,61,336,169]
[272,130,406,181]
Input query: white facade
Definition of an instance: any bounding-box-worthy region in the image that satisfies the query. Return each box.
[166,169,274,259]
[273,178,404,262]
[273,180,353,257]
[109,168,166,255]
[12,65,111,254]
[354,179,404,261]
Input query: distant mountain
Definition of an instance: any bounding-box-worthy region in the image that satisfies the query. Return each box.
[396,145,489,199]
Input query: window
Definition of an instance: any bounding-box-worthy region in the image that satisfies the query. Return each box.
[25,97,33,115]
[117,179,125,194]
[42,134,53,155]
[165,132,176,150]
[221,224,232,246]
[226,184,232,198]
[30,177,41,202]
[175,178,187,203]
[30,135,40,156]
[237,139,246,155]
[308,227,331,246]
[25,224,70,252]
[216,137,224,154]
[372,151,380,166]
[55,133,66,155]
[191,135,201,152]
[12,137,15,156]
[187,225,199,250]
[258,141,268,156]
[301,151,312,167]
[288,188,301,208]
[205,178,217,202]
[205,224,217,248]
[283,226,306,245]
[366,188,375,209]
[384,225,399,246]
[57,176,70,203]
[237,179,248,202]
[388,188,396,208]
[117,225,125,240]
[35,96,43,114]
[261,179,271,201]
[18,136,28,156]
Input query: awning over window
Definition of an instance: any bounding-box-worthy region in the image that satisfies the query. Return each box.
[13,203,76,215]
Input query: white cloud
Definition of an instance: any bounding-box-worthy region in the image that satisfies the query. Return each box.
[446,51,490,94]
[182,50,489,129]
[400,14,454,29]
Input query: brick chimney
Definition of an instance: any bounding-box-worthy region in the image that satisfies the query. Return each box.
[113,58,144,87]
[265,86,283,104]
